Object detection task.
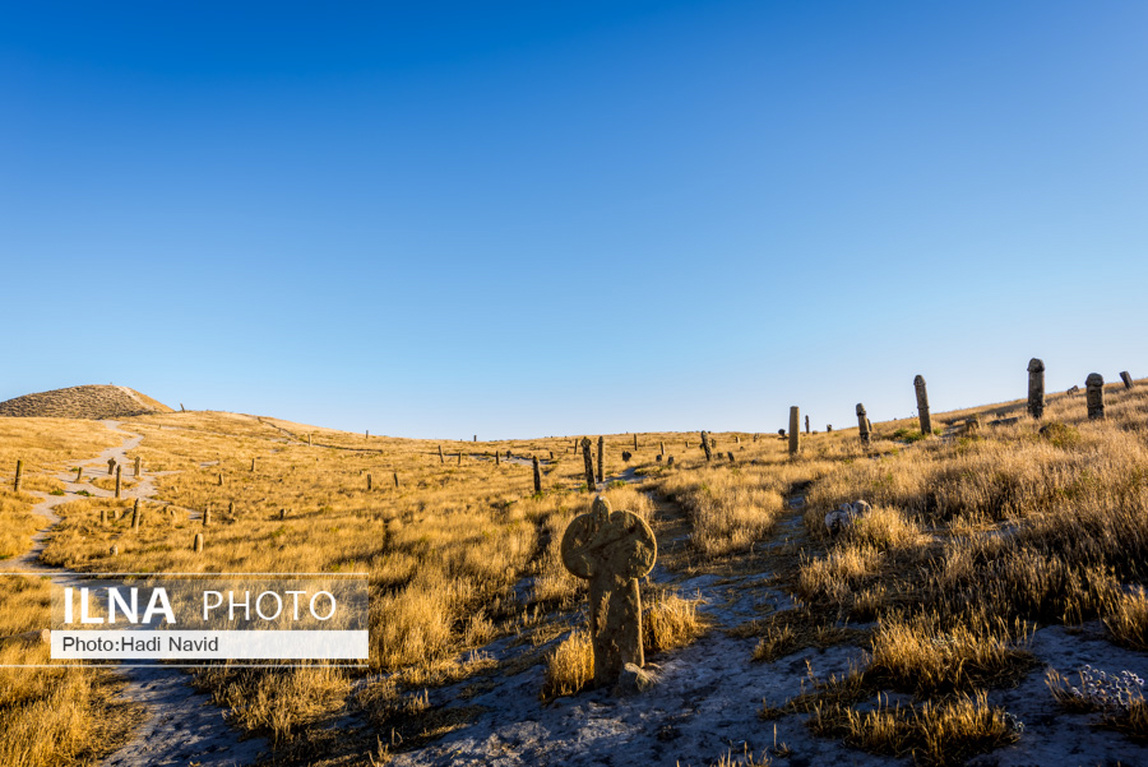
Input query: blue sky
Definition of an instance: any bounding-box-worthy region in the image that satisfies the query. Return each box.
[3,1,1146,439]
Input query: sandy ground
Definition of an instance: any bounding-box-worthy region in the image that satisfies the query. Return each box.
[7,420,269,767]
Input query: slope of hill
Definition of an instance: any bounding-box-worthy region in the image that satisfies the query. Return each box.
[0,385,173,419]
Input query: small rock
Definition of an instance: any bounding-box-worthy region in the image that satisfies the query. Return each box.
[613,662,659,695]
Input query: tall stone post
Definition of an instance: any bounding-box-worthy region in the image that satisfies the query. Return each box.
[1121,371,1134,390]
[107,458,116,476]
[788,407,800,456]
[203,506,211,526]
[857,404,871,448]
[134,455,141,477]
[438,445,444,463]
[495,451,500,466]
[75,466,83,483]
[659,441,665,456]
[533,456,542,495]
[193,533,204,553]
[251,458,256,472]
[597,436,604,483]
[633,434,638,450]
[914,375,932,435]
[700,431,712,461]
[1027,358,1045,420]
[307,433,312,446]
[393,472,399,488]
[581,437,596,491]
[804,415,810,435]
[1086,373,1105,420]
[13,460,21,492]
[131,499,140,530]
[366,474,372,491]
[458,451,462,465]
[115,466,122,498]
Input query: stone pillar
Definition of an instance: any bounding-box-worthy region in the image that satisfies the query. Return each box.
[203,506,211,526]
[13,460,21,492]
[131,499,141,530]
[193,533,204,553]
[308,433,312,446]
[438,445,444,463]
[1027,358,1045,420]
[597,436,605,483]
[857,404,871,447]
[788,407,800,456]
[393,472,400,488]
[700,431,712,461]
[560,497,657,689]
[533,456,542,494]
[495,451,500,466]
[99,508,107,525]
[1086,373,1105,419]
[581,437,596,490]
[804,415,810,435]
[76,466,83,483]
[115,466,122,498]
[458,451,462,465]
[1121,371,1133,390]
[367,474,372,491]
[659,441,665,456]
[251,458,256,472]
[914,375,932,435]
[107,458,116,476]
[217,473,223,486]
[280,508,287,519]
[827,425,833,433]
[134,455,141,477]
[633,434,638,450]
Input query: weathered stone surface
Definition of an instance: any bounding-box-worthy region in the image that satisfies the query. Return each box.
[1028,358,1045,419]
[856,404,870,447]
[666,456,674,467]
[1086,373,1105,419]
[621,451,632,462]
[597,436,605,483]
[533,456,542,494]
[699,431,712,462]
[560,497,657,688]
[581,437,595,490]
[1067,385,1080,395]
[614,662,660,696]
[914,375,931,435]
[1121,371,1134,390]
[788,407,800,456]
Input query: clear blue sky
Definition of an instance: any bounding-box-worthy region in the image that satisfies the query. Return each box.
[3,1,1146,439]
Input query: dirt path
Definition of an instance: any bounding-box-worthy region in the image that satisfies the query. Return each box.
[9,420,269,767]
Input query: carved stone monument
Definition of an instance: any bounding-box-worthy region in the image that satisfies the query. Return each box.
[788,407,800,456]
[1086,373,1105,420]
[560,497,657,689]
[914,375,931,435]
[1027,358,1045,420]
[857,403,870,447]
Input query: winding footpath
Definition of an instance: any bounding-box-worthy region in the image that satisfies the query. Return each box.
[9,420,268,767]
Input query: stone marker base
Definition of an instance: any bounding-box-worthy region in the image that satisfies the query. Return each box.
[614,662,661,696]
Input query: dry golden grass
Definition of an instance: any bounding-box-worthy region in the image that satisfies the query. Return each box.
[6,378,1148,764]
[0,575,142,767]
[541,629,594,701]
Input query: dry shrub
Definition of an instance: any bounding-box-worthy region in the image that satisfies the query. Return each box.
[1103,586,1148,651]
[197,665,350,745]
[643,591,707,654]
[658,467,785,557]
[797,543,884,604]
[812,690,1020,767]
[847,505,927,551]
[541,630,594,701]
[866,612,1035,695]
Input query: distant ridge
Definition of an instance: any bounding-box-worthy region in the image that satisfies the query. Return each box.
[0,385,174,419]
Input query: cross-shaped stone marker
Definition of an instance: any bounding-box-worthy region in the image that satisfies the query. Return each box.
[560,496,657,689]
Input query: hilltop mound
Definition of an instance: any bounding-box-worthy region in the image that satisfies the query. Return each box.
[0,385,174,419]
